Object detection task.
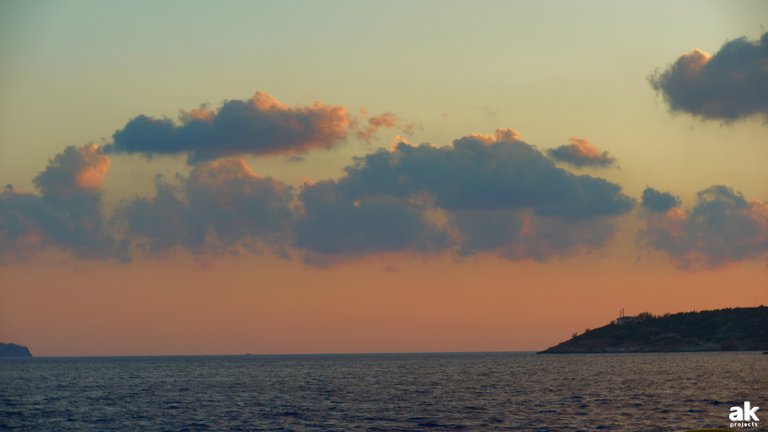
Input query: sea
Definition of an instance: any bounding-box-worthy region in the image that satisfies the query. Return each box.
[1,352,766,431]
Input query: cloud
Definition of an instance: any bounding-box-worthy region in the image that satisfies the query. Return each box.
[650,32,768,121]
[357,112,399,141]
[34,143,111,192]
[0,145,123,262]
[0,189,50,261]
[547,138,616,168]
[641,187,680,213]
[104,91,351,163]
[109,128,633,262]
[294,180,449,259]
[118,157,451,262]
[0,130,657,265]
[356,112,421,141]
[640,185,768,268]
[117,158,295,255]
[339,129,634,217]
[451,208,615,261]
[318,129,635,260]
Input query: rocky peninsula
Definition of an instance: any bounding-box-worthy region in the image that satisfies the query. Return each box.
[0,342,33,358]
[540,306,768,354]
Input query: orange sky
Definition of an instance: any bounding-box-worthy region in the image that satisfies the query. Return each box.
[1,249,765,356]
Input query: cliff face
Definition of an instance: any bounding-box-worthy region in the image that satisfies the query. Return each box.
[540,306,768,354]
[0,343,33,358]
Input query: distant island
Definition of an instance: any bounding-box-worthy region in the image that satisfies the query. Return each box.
[0,343,33,358]
[540,306,768,354]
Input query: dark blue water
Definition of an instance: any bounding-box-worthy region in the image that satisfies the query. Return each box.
[1,352,766,431]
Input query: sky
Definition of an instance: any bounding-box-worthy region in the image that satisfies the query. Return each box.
[0,0,767,356]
